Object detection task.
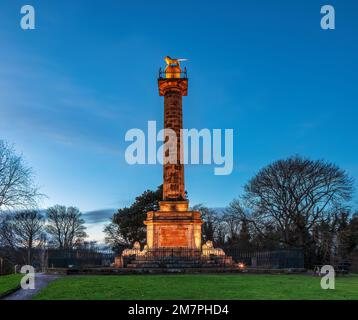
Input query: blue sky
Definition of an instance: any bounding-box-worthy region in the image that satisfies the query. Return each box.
[0,0,357,241]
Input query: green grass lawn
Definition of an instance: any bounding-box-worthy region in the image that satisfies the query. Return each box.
[33,274,358,300]
[0,274,22,297]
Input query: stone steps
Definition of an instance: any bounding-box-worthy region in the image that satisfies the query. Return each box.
[127,264,228,268]
[66,267,243,275]
[58,266,306,275]
[125,257,233,269]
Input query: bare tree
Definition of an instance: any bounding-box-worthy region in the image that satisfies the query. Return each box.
[0,140,41,211]
[104,222,126,249]
[46,205,87,249]
[223,200,245,243]
[12,210,45,264]
[0,210,45,265]
[0,214,16,249]
[242,156,354,256]
[192,204,219,243]
[215,222,227,246]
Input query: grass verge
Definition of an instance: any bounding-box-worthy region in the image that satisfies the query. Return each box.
[0,274,22,298]
[32,274,358,300]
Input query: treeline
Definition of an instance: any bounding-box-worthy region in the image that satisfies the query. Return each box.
[194,203,358,267]
[0,205,88,268]
[104,156,358,268]
[0,140,89,271]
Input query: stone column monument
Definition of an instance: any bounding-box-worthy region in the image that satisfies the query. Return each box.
[144,56,203,249]
[115,57,232,269]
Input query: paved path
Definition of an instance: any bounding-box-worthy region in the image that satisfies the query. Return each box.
[3,273,62,300]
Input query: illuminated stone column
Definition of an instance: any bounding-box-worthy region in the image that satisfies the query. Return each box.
[144,57,202,250]
[159,78,187,200]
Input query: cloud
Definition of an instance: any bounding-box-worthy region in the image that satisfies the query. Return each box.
[83,208,116,224]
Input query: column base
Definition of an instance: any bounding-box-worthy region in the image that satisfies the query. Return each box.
[144,200,202,249]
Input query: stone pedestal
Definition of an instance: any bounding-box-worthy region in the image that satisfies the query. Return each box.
[144,201,202,249]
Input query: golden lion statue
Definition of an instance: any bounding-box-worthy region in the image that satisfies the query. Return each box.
[164,56,187,79]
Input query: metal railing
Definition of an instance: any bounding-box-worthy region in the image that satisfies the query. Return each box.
[47,248,115,268]
[158,67,188,79]
[10,246,303,270]
[222,248,304,269]
[122,247,303,268]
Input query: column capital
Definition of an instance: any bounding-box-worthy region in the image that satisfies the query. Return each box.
[158,78,188,96]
